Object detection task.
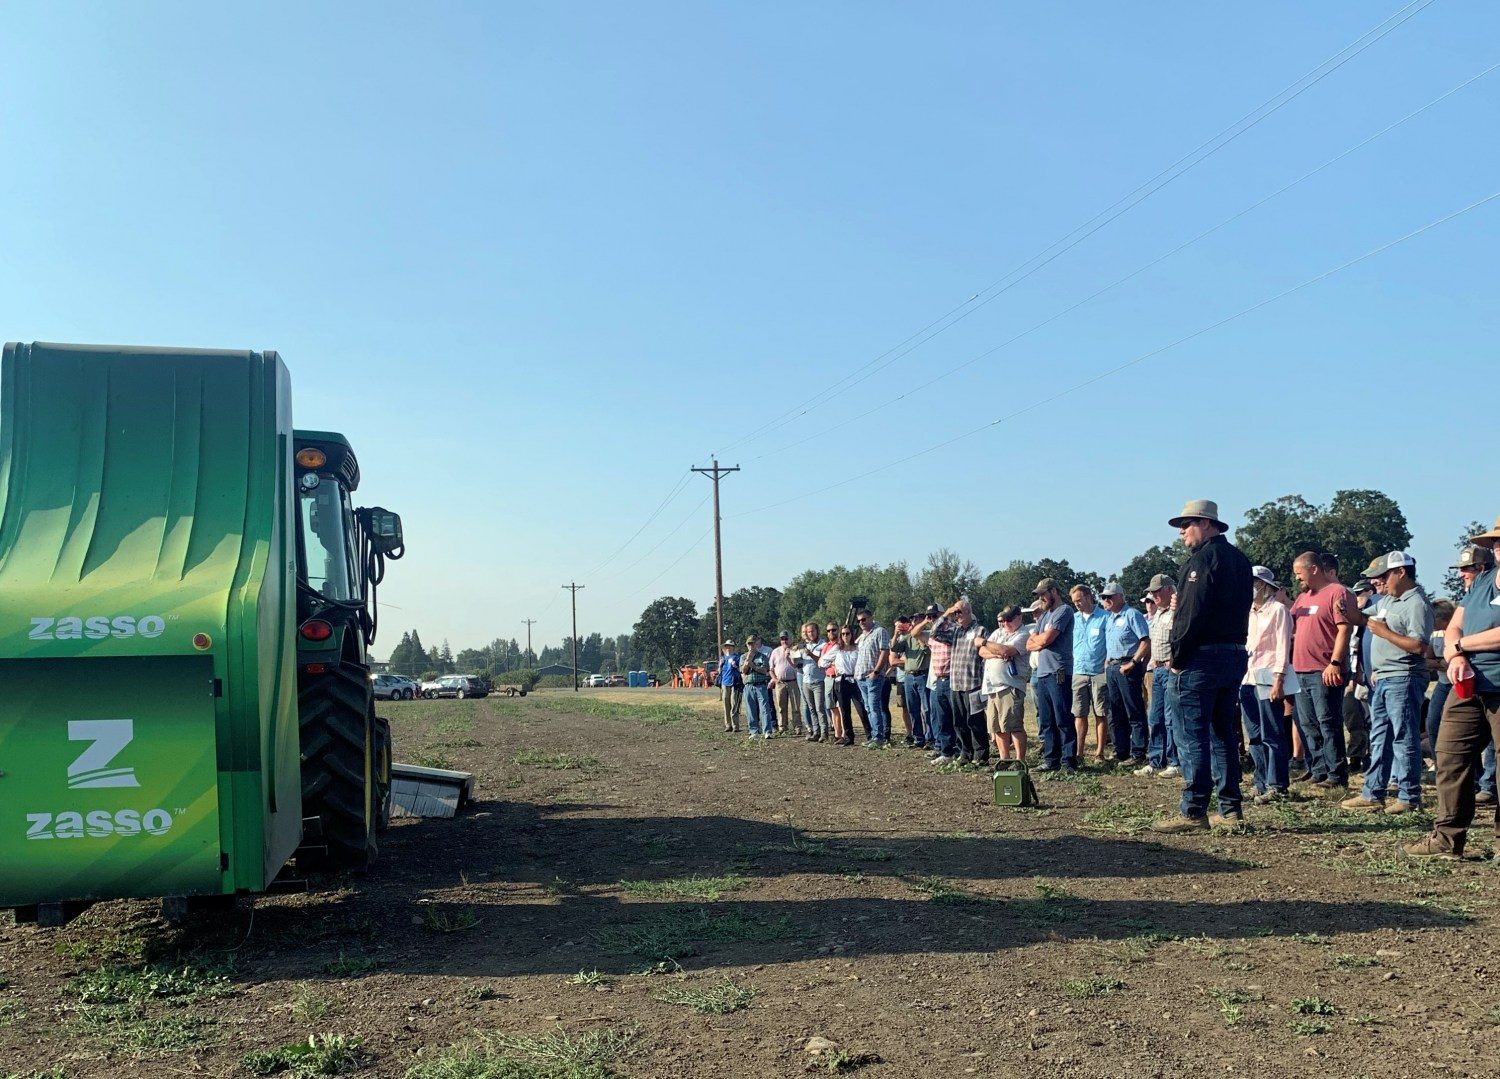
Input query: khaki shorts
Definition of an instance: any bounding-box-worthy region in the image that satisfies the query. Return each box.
[1071,672,1108,719]
[986,687,1026,735]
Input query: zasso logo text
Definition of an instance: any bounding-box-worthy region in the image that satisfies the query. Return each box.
[29,615,166,640]
[24,719,177,841]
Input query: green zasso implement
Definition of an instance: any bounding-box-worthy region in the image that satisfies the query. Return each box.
[0,342,406,924]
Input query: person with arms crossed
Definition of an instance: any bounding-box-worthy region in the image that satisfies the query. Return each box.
[979,604,1032,762]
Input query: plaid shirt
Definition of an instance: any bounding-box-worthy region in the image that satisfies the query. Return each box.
[1148,609,1175,665]
[933,617,984,690]
[854,624,890,678]
[927,633,953,678]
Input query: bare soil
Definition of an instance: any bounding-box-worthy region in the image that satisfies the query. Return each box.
[3,688,1499,1078]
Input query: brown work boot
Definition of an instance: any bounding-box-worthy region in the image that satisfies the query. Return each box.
[1404,832,1460,860]
[1384,801,1419,815]
[1209,811,1245,829]
[1152,814,1210,834]
[1340,795,1384,812]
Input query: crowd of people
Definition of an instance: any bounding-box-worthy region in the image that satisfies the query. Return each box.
[712,500,1500,854]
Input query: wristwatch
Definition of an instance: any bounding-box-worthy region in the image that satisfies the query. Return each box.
[1452,638,1465,657]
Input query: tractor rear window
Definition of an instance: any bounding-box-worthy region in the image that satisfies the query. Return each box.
[299,484,356,600]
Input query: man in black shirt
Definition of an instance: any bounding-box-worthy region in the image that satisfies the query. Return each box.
[1155,499,1254,834]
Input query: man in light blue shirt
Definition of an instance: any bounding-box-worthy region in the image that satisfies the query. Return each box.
[1101,581,1152,768]
[1070,584,1110,761]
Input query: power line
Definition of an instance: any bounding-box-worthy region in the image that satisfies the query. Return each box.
[726,187,1500,520]
[749,58,1498,462]
[623,526,715,602]
[579,469,693,579]
[711,0,1440,457]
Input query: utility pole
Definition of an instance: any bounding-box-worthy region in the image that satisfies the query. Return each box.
[521,618,537,669]
[561,583,585,691]
[691,459,740,653]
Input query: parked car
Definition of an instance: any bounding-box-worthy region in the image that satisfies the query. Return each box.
[607,674,626,687]
[421,675,489,699]
[371,673,418,701]
[584,673,608,687]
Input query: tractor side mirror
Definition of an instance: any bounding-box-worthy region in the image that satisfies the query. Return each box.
[360,506,405,558]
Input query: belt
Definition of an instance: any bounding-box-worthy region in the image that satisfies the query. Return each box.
[1198,644,1247,652]
[1106,658,1127,666]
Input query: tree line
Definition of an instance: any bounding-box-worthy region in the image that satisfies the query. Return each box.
[382,628,645,680]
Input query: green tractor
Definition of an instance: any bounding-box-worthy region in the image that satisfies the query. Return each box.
[0,342,405,925]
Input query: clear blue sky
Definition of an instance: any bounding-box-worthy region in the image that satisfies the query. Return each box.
[3,2,1494,657]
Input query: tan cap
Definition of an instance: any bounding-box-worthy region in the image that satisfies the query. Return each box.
[1146,572,1175,592]
[1032,577,1058,595]
[1168,498,1226,529]
[1453,545,1496,570]
[1469,516,1500,549]
[1360,556,1387,580]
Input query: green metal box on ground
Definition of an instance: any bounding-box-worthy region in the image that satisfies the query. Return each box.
[0,342,303,909]
[992,760,1038,807]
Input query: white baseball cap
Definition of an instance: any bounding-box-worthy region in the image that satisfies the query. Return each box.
[1372,550,1416,575]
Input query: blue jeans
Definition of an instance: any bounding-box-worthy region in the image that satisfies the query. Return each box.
[1172,647,1248,817]
[1148,667,1179,768]
[858,676,890,742]
[1363,675,1426,805]
[745,683,772,737]
[1427,680,1450,748]
[1106,663,1147,762]
[902,676,930,745]
[1293,672,1348,784]
[1238,684,1290,794]
[927,676,957,756]
[1034,671,1077,769]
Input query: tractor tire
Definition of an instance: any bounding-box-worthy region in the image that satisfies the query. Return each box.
[299,661,377,872]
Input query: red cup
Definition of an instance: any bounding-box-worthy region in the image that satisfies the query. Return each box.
[1455,672,1477,701]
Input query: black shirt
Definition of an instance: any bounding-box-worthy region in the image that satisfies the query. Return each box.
[1169,533,1253,668]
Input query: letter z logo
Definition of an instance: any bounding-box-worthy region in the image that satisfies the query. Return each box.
[67,719,140,789]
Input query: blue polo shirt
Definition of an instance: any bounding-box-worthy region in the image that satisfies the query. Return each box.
[1105,605,1150,661]
[718,653,742,688]
[1072,606,1108,675]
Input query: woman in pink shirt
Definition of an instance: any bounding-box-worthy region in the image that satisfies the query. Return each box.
[1241,566,1293,801]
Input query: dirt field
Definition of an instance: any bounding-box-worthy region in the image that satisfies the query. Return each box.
[3,688,1499,1078]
